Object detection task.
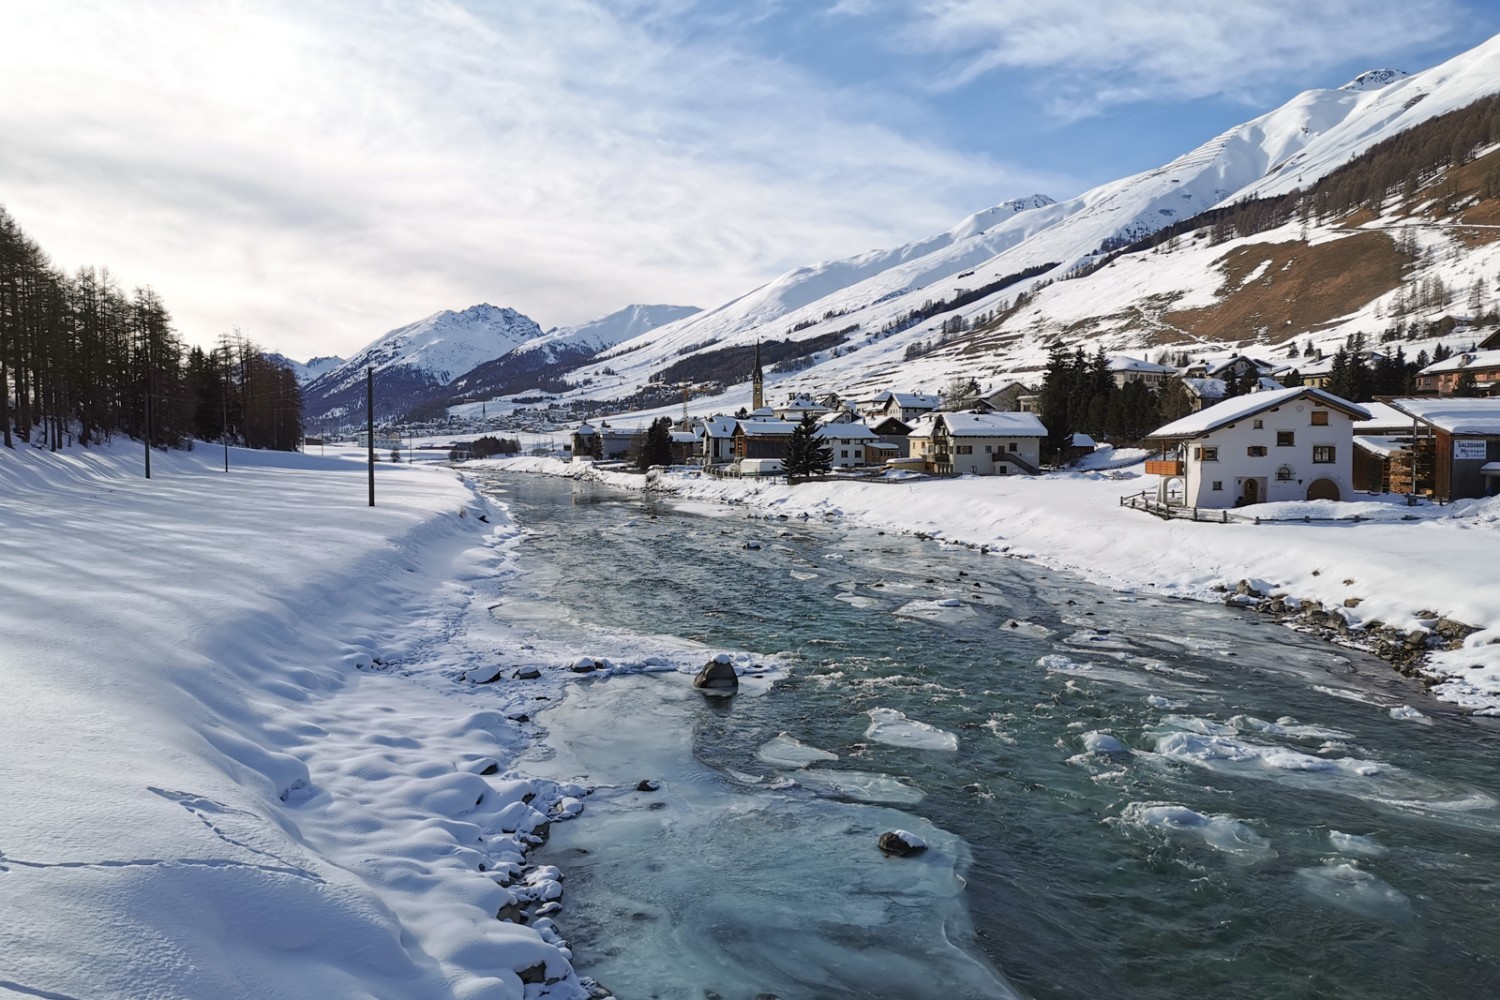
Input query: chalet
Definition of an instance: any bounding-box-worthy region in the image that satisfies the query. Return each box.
[861,391,942,423]
[732,419,799,462]
[979,381,1035,412]
[867,415,914,458]
[669,430,699,465]
[698,415,738,466]
[1180,377,1227,412]
[571,421,637,461]
[1415,349,1500,396]
[1108,356,1177,390]
[774,395,830,422]
[1145,387,1370,508]
[1386,397,1500,500]
[815,422,879,469]
[908,412,1046,475]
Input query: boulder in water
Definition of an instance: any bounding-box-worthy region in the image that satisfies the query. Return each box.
[878,830,927,857]
[693,653,739,693]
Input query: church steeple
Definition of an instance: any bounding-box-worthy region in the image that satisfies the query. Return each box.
[752,338,764,410]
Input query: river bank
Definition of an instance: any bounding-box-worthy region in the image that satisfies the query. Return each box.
[483,456,1500,716]
[0,442,630,999]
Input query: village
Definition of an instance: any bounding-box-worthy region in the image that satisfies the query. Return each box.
[562,330,1500,509]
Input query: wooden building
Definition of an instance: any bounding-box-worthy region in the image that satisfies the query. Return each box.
[1386,398,1500,500]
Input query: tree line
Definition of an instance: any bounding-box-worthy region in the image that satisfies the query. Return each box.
[1037,345,1178,461]
[0,205,302,452]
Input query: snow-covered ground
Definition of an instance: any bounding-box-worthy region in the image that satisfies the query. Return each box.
[487,455,1500,715]
[0,441,747,1000]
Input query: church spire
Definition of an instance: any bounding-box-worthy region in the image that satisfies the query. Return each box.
[752,338,764,410]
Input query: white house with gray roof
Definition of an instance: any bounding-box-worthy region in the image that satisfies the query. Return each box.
[908,411,1047,475]
[1145,387,1369,508]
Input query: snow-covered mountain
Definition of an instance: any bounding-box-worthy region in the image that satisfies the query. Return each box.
[265,352,343,385]
[304,305,543,424]
[445,304,700,406]
[544,33,1500,410]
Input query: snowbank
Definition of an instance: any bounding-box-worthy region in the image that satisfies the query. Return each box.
[486,456,1500,714]
[0,442,592,999]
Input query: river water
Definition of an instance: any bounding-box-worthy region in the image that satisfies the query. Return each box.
[479,472,1500,1000]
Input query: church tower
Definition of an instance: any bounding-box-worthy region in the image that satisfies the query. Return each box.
[752,339,764,411]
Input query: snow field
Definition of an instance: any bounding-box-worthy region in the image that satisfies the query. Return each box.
[0,442,594,999]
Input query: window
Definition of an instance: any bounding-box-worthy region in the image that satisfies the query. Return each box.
[1311,411,1329,426]
[1277,465,1294,481]
[1247,446,1267,457]
[1009,441,1018,451]
[1194,446,1219,461]
[984,444,992,453]
[956,444,973,455]
[1253,419,1263,429]
[1313,445,1335,463]
[1276,431,1295,447]
[1211,481,1223,491]
[840,450,849,458]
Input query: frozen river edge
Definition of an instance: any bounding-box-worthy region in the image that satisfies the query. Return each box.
[483,456,1500,717]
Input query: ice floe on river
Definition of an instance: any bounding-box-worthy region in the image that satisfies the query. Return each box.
[865,708,960,751]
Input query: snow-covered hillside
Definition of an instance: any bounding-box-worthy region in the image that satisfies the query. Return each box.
[524,304,701,362]
[537,33,1500,410]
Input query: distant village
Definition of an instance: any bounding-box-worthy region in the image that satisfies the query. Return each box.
[562,331,1500,510]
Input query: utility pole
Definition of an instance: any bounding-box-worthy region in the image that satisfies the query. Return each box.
[367,366,375,506]
[143,337,152,480]
[222,377,230,473]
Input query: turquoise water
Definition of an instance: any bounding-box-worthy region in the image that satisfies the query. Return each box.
[485,473,1500,1000]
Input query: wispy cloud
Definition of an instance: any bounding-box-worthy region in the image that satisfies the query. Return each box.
[0,0,1065,357]
[855,0,1468,116]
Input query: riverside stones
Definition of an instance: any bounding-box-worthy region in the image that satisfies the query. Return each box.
[693,653,739,694]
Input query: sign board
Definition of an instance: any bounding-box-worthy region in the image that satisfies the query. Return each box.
[1453,439,1489,461]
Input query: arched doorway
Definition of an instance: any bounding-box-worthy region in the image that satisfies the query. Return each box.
[1307,478,1340,501]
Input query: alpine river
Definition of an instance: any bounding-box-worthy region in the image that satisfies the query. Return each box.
[478,471,1500,1000]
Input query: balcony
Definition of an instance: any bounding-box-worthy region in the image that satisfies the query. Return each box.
[1145,459,1184,476]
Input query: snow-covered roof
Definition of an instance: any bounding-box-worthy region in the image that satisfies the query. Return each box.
[574,423,596,435]
[1181,377,1227,399]
[1354,401,1413,431]
[1148,387,1371,439]
[1071,432,1096,447]
[1388,397,1500,434]
[1354,434,1409,459]
[881,392,941,409]
[670,431,698,444]
[1206,355,1274,377]
[1108,355,1176,374]
[815,423,878,441]
[1420,348,1500,374]
[935,412,1048,438]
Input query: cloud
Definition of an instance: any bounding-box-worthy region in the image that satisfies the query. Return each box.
[854,0,1468,117]
[0,0,1066,358]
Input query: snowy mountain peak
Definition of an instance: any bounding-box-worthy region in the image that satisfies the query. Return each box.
[948,195,1057,241]
[1339,68,1409,91]
[303,302,546,420]
[264,352,345,385]
[528,303,701,357]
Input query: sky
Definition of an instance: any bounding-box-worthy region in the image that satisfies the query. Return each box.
[2,0,1499,361]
